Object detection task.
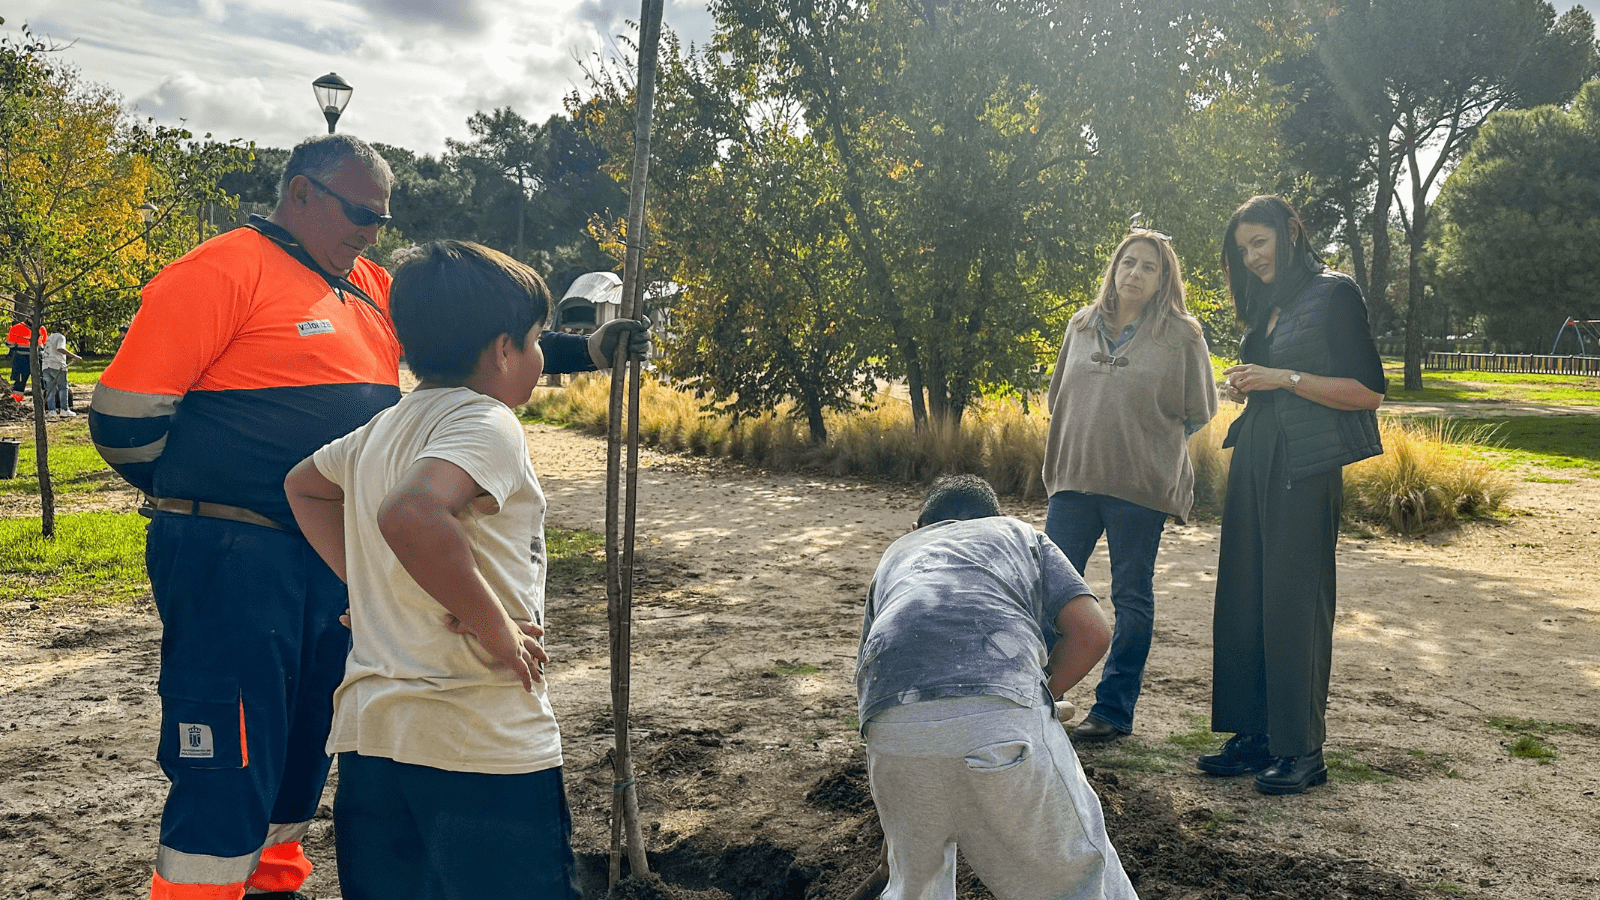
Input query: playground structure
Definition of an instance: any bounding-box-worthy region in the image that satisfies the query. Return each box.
[1550,317,1600,356]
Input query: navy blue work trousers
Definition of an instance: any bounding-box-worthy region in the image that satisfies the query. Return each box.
[334,752,581,900]
[146,511,349,891]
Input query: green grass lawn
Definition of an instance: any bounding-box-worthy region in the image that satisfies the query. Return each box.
[1214,356,1600,404]
[0,511,151,605]
[1381,360,1600,405]
[2,414,612,608]
[66,355,114,384]
[1,422,124,496]
[1458,416,1600,475]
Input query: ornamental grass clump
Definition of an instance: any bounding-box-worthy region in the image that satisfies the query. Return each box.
[1186,406,1237,517]
[524,376,1512,534]
[973,398,1049,499]
[1345,417,1512,534]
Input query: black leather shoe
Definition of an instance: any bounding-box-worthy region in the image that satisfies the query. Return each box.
[1070,714,1124,742]
[1196,733,1272,776]
[1253,748,1328,795]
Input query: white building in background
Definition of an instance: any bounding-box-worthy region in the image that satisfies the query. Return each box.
[553,272,625,334]
[553,271,676,337]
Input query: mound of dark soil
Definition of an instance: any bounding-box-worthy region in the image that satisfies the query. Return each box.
[1087,766,1425,900]
[583,757,1428,900]
[0,396,32,421]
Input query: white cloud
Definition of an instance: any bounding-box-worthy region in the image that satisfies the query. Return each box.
[358,0,493,35]
[5,0,715,154]
[131,71,300,141]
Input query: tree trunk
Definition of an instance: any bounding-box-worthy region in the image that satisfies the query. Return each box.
[1368,142,1396,353]
[28,297,55,538]
[515,184,526,261]
[1402,194,1429,392]
[803,394,827,444]
[1340,198,1369,307]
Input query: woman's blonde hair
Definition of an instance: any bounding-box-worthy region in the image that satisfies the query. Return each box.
[1078,233,1200,344]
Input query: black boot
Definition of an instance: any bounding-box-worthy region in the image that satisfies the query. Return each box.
[1253,748,1328,795]
[1196,733,1272,776]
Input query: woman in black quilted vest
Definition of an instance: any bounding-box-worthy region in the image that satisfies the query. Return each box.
[1197,195,1386,795]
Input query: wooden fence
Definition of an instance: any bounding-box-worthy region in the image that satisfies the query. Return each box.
[1426,352,1600,375]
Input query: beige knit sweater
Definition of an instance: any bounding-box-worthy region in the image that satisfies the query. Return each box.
[1042,308,1218,522]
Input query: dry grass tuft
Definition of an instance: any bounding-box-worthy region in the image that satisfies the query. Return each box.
[1189,406,1513,533]
[528,376,1513,533]
[1347,417,1512,534]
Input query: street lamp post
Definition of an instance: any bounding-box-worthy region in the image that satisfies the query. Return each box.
[312,73,353,133]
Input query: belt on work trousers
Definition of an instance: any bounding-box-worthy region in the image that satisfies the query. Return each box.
[148,497,288,531]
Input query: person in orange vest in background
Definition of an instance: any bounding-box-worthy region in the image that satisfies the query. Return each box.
[90,133,647,900]
[8,318,47,397]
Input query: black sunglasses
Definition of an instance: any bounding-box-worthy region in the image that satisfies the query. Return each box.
[305,176,391,229]
[1091,351,1130,368]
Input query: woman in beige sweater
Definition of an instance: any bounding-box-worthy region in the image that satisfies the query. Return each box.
[1043,230,1217,742]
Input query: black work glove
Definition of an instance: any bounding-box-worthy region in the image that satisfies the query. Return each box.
[587,316,653,367]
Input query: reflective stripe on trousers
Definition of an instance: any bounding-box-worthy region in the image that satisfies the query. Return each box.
[150,820,311,899]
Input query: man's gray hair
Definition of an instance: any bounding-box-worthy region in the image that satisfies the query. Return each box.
[277,134,394,200]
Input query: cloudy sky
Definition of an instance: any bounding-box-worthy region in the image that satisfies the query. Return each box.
[6,1,1594,158]
[5,0,715,155]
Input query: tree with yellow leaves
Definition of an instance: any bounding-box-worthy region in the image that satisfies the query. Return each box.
[0,20,249,536]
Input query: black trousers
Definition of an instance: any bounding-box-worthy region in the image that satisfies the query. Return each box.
[1210,407,1341,758]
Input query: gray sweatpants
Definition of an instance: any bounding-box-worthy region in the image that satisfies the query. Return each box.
[866,696,1137,900]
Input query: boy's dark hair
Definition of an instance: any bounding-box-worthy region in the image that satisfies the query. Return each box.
[917,474,1001,527]
[389,240,552,382]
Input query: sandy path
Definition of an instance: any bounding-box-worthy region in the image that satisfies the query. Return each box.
[524,423,1600,899]
[0,419,1596,898]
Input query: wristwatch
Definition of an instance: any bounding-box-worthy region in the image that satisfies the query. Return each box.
[1288,371,1302,392]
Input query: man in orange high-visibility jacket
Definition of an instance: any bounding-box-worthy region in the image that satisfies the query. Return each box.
[8,320,47,394]
[90,134,646,900]
[91,134,400,900]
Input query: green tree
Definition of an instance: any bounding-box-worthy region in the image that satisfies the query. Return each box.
[447,108,549,260]
[599,0,1295,428]
[1434,80,1600,351]
[662,124,883,442]
[1275,0,1596,388]
[0,30,248,536]
[217,145,289,212]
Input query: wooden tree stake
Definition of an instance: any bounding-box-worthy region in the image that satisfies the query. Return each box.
[606,0,665,888]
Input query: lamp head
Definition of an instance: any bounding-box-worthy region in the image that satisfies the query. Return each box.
[312,72,353,133]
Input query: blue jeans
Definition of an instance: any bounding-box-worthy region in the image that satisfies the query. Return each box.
[1044,490,1168,733]
[41,367,67,411]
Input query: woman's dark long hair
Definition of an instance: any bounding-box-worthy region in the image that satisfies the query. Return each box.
[1221,195,1324,334]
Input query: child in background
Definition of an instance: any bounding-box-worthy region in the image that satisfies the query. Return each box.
[286,240,645,899]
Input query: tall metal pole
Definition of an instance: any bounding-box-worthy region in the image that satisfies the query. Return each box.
[606,0,665,887]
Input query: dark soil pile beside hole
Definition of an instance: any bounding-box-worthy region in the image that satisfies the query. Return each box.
[1091,766,1425,900]
[804,757,872,814]
[582,756,1430,900]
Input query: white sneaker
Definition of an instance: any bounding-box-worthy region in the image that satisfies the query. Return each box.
[59,409,77,417]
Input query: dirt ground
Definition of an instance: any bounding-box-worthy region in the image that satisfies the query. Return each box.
[2,406,1598,899]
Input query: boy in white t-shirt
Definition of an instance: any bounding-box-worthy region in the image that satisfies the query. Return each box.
[285,241,645,899]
